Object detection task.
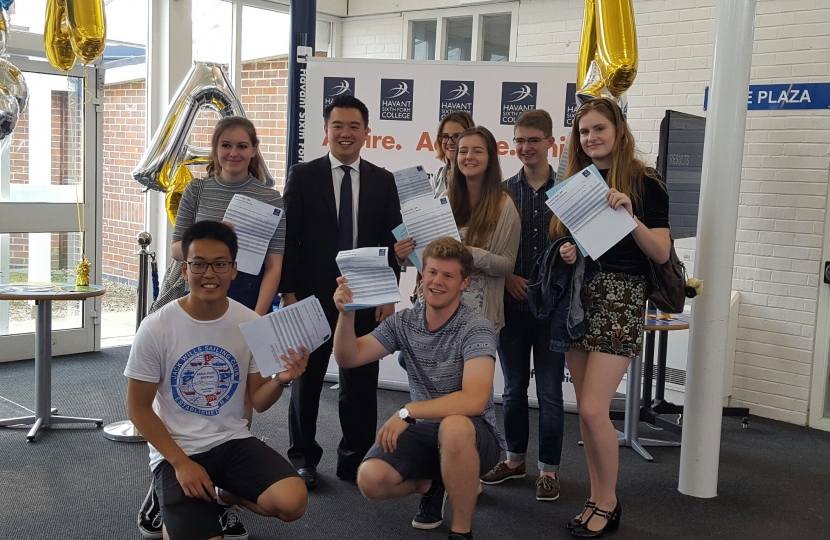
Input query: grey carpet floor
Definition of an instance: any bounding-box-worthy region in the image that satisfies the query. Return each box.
[1,346,828,539]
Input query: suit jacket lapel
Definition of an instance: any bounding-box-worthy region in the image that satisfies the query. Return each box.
[319,155,338,223]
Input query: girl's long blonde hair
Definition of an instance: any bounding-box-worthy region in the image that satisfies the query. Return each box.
[449,126,511,248]
[549,98,659,240]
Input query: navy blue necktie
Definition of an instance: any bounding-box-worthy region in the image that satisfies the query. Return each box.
[338,165,354,251]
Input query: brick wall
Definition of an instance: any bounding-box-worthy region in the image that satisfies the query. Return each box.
[102,81,147,284]
[339,0,830,425]
[341,16,403,58]
[99,57,290,284]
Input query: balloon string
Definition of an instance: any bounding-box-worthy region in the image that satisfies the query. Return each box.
[68,72,84,254]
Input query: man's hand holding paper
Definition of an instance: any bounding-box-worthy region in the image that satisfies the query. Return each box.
[336,247,401,310]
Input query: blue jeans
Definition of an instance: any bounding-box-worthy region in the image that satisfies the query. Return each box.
[228,266,266,312]
[498,308,566,472]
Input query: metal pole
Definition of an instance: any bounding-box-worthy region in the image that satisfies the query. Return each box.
[286,0,317,174]
[679,0,757,498]
[103,233,153,443]
[136,232,152,330]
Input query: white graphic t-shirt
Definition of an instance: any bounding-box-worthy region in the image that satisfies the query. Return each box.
[124,299,260,471]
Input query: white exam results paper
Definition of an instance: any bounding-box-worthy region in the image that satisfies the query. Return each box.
[545,165,637,260]
[239,296,331,377]
[400,195,461,267]
[394,165,434,205]
[336,247,401,310]
[223,194,283,275]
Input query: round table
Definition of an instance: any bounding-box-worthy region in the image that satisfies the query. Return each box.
[615,312,691,461]
[0,283,106,442]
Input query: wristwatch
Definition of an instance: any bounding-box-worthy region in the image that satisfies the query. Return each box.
[273,375,293,388]
[398,407,416,424]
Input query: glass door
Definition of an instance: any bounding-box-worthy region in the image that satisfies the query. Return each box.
[0,55,102,362]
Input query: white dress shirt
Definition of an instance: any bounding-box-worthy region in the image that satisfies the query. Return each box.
[329,152,361,249]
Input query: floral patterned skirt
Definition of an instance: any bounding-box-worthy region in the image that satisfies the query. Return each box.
[571,271,646,358]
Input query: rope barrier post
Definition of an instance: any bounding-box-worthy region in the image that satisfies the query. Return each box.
[103,233,152,443]
[136,232,152,331]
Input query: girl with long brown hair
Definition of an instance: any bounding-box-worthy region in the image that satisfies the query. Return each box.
[555,98,670,538]
[394,125,520,333]
[446,126,520,332]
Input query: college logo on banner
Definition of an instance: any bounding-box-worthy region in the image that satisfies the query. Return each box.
[439,80,475,120]
[564,83,578,127]
[500,82,538,125]
[324,77,355,108]
[380,79,415,121]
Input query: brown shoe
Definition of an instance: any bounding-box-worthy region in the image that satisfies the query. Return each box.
[535,474,560,501]
[480,460,526,485]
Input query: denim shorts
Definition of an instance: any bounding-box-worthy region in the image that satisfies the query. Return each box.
[362,416,501,481]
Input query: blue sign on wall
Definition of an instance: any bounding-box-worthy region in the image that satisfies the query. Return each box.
[704,83,830,111]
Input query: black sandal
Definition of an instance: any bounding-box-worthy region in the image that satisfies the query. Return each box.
[567,499,596,530]
[570,500,621,538]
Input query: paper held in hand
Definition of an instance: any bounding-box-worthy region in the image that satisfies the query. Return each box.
[223,194,283,275]
[545,165,637,259]
[336,247,401,310]
[238,296,331,377]
[393,165,434,205]
[400,194,461,267]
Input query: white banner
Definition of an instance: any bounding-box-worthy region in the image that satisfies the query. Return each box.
[305,58,578,408]
[304,58,577,177]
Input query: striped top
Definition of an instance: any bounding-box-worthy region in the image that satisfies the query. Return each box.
[172,175,286,256]
[371,303,506,449]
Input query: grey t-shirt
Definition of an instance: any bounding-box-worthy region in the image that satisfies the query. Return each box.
[371,303,506,449]
[172,175,286,256]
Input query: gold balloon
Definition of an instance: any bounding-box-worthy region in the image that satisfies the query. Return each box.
[576,0,638,98]
[44,0,76,72]
[164,159,200,225]
[165,191,183,226]
[66,0,107,65]
[0,9,9,55]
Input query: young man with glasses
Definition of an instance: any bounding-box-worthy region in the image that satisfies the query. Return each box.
[126,221,309,540]
[480,109,567,502]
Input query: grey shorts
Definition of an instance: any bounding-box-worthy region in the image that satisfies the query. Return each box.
[153,437,298,540]
[362,416,501,481]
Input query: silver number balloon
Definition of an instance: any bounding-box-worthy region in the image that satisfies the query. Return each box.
[0,9,27,141]
[132,61,275,193]
[0,59,29,114]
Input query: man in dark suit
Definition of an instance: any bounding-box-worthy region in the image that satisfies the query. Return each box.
[280,95,402,488]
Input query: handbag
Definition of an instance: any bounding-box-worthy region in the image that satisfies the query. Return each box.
[646,238,687,314]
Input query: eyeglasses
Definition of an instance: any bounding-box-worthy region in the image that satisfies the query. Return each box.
[438,133,461,143]
[185,261,234,274]
[513,137,545,146]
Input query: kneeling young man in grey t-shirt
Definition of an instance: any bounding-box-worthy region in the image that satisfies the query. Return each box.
[333,237,505,540]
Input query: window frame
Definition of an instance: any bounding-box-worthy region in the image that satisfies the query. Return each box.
[402,3,518,62]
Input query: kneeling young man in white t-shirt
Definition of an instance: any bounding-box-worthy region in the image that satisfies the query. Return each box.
[125,220,309,540]
[333,237,505,540]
